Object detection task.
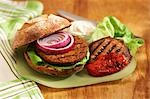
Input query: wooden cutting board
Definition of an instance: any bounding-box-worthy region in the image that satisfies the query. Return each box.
[38,0,150,99]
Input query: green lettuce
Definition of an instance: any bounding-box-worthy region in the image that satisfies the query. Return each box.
[27,46,45,65]
[27,46,90,69]
[89,16,144,56]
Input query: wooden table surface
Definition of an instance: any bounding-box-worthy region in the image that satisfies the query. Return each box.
[38,0,150,99]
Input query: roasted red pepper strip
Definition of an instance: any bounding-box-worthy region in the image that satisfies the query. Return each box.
[86,52,128,77]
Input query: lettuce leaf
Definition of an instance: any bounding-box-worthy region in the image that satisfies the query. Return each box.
[27,46,90,69]
[27,46,45,65]
[89,16,144,56]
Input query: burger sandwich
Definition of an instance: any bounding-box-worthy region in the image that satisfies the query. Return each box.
[13,14,90,77]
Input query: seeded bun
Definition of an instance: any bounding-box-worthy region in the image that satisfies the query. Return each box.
[12,14,71,49]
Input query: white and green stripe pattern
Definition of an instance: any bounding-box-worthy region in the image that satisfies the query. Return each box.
[0,79,43,99]
[0,1,44,99]
[0,0,43,41]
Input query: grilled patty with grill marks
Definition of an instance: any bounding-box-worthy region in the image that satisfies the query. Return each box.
[89,37,132,62]
[86,37,132,77]
[36,36,88,65]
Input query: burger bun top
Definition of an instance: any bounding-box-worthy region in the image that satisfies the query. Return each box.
[12,14,70,49]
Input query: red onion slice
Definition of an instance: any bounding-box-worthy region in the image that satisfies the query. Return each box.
[36,32,74,54]
[37,32,70,48]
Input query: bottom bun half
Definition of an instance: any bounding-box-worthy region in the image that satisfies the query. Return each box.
[24,52,86,77]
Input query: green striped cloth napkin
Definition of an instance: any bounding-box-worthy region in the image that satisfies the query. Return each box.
[0,0,44,99]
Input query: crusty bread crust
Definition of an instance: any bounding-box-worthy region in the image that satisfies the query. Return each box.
[24,52,84,77]
[13,14,70,49]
